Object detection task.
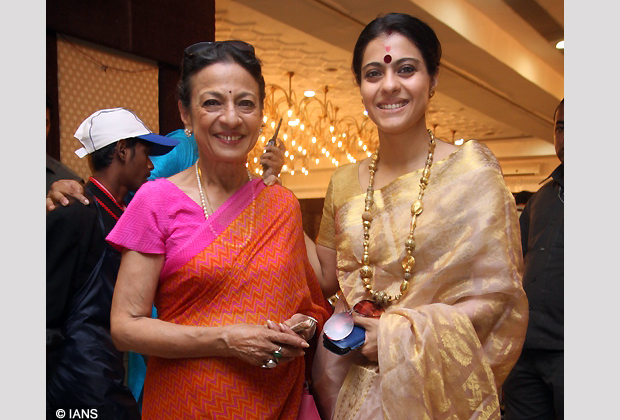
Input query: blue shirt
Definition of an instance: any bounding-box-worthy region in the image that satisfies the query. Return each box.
[148,129,198,180]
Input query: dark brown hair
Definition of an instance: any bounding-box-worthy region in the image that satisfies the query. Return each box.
[352,13,442,85]
[178,42,266,109]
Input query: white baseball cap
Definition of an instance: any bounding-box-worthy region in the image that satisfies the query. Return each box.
[74,107,179,158]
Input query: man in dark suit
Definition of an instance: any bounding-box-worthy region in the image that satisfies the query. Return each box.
[503,99,564,420]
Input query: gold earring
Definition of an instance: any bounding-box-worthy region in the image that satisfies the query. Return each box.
[429,90,435,98]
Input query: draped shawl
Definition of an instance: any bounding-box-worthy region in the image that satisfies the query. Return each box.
[313,140,528,420]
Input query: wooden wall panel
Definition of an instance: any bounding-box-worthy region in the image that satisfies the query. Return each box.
[47,0,215,159]
[130,0,215,66]
[159,63,185,135]
[46,0,215,66]
[46,29,60,160]
[47,0,132,54]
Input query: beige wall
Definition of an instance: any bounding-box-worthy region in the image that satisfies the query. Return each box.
[56,36,160,182]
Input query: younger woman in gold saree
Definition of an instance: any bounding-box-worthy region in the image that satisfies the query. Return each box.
[312,13,528,420]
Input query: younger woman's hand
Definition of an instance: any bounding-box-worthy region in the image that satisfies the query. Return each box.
[352,313,380,362]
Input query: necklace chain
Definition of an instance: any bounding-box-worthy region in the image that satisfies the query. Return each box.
[195,159,252,220]
[360,129,436,307]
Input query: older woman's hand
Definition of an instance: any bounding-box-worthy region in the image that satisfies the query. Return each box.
[223,323,309,367]
[352,313,380,362]
[262,175,282,186]
[264,315,316,363]
[282,313,317,341]
[47,179,89,211]
[260,139,286,183]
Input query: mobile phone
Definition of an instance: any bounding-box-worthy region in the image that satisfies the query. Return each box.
[291,318,315,333]
[262,118,282,171]
[322,325,366,355]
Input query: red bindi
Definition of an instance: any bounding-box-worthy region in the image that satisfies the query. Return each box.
[384,54,392,64]
[385,46,391,52]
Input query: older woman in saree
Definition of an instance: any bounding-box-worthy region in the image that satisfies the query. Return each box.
[107,41,329,420]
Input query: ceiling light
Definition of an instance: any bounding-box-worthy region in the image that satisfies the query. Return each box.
[244,72,379,177]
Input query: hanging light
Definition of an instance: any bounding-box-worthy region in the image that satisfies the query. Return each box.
[245,71,379,176]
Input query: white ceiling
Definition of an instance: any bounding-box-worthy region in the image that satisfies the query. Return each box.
[215,0,564,196]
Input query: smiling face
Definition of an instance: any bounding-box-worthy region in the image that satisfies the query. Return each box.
[360,33,437,136]
[179,62,262,164]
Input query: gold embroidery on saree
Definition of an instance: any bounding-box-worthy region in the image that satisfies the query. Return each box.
[333,363,379,420]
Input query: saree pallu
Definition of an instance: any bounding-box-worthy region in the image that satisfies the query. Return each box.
[313,141,529,420]
[108,178,329,420]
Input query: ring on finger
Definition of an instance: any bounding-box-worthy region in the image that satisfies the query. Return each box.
[261,359,278,369]
[273,346,283,359]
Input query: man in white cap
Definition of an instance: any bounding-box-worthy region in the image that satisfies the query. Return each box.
[46,108,178,420]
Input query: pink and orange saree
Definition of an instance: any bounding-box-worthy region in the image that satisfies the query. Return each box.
[108,178,329,420]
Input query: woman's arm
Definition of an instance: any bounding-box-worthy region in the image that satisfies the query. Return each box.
[303,232,339,298]
[303,233,323,282]
[316,243,340,298]
[110,249,310,366]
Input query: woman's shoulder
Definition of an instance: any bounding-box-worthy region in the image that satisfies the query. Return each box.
[331,161,360,182]
[128,178,184,213]
[434,139,459,161]
[134,177,176,197]
[260,183,299,206]
[326,162,361,198]
[438,139,501,174]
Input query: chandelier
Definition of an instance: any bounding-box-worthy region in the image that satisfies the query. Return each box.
[247,72,379,177]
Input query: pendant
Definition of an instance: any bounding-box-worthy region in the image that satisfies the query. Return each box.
[353,299,385,318]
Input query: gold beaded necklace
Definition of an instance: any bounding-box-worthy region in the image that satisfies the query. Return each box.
[360,129,436,307]
[195,159,252,220]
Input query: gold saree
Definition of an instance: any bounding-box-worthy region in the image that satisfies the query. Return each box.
[313,141,528,420]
